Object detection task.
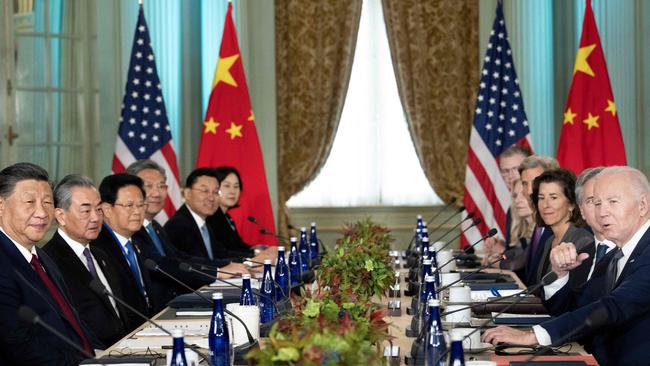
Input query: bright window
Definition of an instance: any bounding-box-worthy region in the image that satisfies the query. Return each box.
[287,0,442,207]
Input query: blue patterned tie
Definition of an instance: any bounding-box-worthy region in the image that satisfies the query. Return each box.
[125,240,147,299]
[201,224,214,260]
[82,247,99,279]
[146,223,166,256]
[595,243,608,263]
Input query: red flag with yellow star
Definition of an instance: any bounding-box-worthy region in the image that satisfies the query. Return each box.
[556,0,626,174]
[196,3,276,246]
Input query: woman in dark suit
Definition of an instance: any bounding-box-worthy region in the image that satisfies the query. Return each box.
[532,168,594,292]
[206,167,255,258]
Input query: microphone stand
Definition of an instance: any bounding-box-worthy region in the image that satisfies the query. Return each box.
[88,280,214,366]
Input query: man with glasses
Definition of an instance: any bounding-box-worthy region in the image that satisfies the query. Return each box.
[91,173,155,332]
[165,168,240,261]
[43,174,126,347]
[126,161,249,306]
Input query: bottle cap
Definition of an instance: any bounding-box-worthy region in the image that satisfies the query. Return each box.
[394,271,400,277]
[427,299,440,307]
[242,274,251,279]
[278,246,285,251]
[212,292,223,300]
[417,214,423,219]
[425,275,435,282]
[300,227,307,232]
[451,333,464,342]
[311,222,316,226]
[172,329,184,338]
[290,237,297,243]
[264,259,272,265]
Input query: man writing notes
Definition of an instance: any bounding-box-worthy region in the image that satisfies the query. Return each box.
[483,166,650,365]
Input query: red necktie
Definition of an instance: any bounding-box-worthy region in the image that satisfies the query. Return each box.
[30,255,92,354]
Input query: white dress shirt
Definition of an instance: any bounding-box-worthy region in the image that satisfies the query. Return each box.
[534,219,650,346]
[58,229,120,316]
[0,226,37,263]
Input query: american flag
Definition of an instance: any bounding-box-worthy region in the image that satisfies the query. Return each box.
[112,5,182,223]
[461,1,533,247]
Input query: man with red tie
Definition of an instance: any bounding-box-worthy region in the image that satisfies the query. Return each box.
[0,162,98,365]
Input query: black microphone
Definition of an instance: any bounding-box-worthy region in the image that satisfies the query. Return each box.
[521,306,608,364]
[179,263,291,316]
[248,216,290,244]
[434,227,497,273]
[430,211,474,244]
[142,260,258,362]
[435,248,521,294]
[429,272,560,366]
[426,197,457,226]
[17,305,95,360]
[88,279,216,365]
[406,206,466,255]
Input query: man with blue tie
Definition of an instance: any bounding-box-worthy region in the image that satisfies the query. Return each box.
[126,160,248,306]
[91,173,155,332]
[483,166,650,365]
[0,163,97,365]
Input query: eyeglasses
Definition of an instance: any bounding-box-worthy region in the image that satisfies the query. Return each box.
[113,202,146,211]
[191,188,220,197]
[143,183,168,191]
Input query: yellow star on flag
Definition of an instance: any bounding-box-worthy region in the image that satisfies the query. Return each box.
[225,122,243,139]
[605,100,617,117]
[574,44,596,77]
[583,113,600,130]
[213,54,239,88]
[563,108,577,125]
[203,118,219,134]
[248,110,255,123]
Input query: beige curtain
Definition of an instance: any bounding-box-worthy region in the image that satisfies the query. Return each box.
[382,0,479,204]
[275,0,362,236]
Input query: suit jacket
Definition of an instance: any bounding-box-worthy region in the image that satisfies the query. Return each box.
[91,224,154,332]
[43,232,127,347]
[164,204,240,261]
[536,223,594,293]
[0,230,98,365]
[523,225,553,286]
[207,208,254,258]
[132,221,215,307]
[540,224,650,365]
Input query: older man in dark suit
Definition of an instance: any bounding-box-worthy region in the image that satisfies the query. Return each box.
[91,173,156,332]
[43,174,127,347]
[126,160,248,306]
[483,166,650,365]
[0,163,98,365]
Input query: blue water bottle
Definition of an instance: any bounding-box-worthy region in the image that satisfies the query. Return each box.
[259,259,276,323]
[170,329,188,366]
[426,299,447,366]
[309,222,319,260]
[209,292,230,366]
[240,274,257,305]
[274,246,290,300]
[447,333,465,366]
[288,237,302,286]
[299,227,311,270]
[416,214,424,230]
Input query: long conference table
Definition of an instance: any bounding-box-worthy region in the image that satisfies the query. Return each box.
[98,265,598,365]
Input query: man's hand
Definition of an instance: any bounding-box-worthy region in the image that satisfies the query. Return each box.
[482,237,506,267]
[481,326,539,345]
[550,242,590,278]
[217,262,249,279]
[252,246,278,262]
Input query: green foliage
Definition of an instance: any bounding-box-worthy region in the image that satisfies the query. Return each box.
[246,218,394,366]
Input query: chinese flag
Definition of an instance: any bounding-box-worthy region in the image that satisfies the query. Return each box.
[556,0,626,174]
[196,3,276,246]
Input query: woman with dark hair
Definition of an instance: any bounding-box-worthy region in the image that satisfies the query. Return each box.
[531,168,594,292]
[206,166,255,258]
